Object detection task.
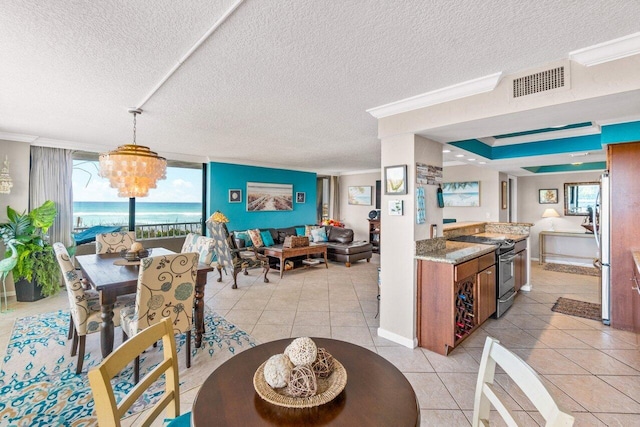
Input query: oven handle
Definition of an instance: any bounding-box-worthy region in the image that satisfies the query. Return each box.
[498,290,518,303]
[499,254,517,263]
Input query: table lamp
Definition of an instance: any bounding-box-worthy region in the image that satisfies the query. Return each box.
[542,208,560,231]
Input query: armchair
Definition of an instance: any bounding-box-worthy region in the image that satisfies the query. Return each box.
[207,220,269,289]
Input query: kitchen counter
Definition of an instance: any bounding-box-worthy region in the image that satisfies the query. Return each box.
[473,232,528,242]
[415,241,497,264]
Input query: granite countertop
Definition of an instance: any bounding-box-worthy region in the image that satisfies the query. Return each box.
[416,241,498,264]
[473,232,528,242]
[442,221,485,231]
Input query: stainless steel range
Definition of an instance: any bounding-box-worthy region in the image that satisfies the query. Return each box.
[448,235,516,318]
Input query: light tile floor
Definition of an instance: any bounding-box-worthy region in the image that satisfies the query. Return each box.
[1,255,639,426]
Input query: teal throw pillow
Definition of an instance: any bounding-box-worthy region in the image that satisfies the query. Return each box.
[235,231,253,247]
[295,227,306,236]
[260,230,275,247]
[310,227,328,242]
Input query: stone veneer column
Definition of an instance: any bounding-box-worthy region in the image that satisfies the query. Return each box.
[378,134,442,348]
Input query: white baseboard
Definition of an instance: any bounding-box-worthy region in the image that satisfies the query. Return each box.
[0,290,16,297]
[377,327,417,349]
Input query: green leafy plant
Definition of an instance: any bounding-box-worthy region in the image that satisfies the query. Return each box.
[0,200,60,297]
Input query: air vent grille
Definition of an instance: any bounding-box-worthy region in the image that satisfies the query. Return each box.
[513,66,565,98]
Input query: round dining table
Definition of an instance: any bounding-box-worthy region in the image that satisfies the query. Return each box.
[191,337,420,426]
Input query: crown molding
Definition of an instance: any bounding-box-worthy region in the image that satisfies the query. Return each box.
[339,168,381,176]
[569,32,640,67]
[366,72,503,119]
[0,131,38,143]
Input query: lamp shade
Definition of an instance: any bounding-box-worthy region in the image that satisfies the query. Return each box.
[542,208,560,218]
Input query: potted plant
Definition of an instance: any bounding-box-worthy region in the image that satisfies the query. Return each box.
[0,200,60,301]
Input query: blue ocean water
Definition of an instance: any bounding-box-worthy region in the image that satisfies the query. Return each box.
[73,201,202,227]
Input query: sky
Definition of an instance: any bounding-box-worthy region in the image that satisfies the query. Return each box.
[72,160,202,203]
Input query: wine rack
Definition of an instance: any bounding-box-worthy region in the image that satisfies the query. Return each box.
[454,278,476,342]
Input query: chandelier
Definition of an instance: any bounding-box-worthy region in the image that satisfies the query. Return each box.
[99,109,166,198]
[0,155,13,194]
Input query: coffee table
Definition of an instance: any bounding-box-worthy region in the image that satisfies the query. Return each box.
[191,337,420,426]
[261,243,328,278]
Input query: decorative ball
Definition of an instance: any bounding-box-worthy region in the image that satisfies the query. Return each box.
[286,365,317,398]
[312,347,335,378]
[263,354,293,388]
[285,337,317,366]
[131,242,144,252]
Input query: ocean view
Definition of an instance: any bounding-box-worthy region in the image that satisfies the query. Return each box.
[73,201,202,228]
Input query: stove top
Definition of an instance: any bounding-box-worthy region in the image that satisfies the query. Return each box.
[448,235,515,254]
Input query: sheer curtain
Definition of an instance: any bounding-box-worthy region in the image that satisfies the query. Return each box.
[30,146,74,247]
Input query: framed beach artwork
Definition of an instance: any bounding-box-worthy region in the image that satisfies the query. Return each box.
[384,165,407,195]
[388,200,403,215]
[539,188,558,204]
[296,192,306,203]
[348,186,372,205]
[229,189,242,203]
[246,182,293,211]
[442,181,480,207]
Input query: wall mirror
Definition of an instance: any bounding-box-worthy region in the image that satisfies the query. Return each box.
[564,182,599,216]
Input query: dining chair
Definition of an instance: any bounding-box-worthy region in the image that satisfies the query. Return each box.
[206,219,270,289]
[88,317,190,427]
[120,252,199,384]
[181,232,216,265]
[472,337,574,426]
[95,231,135,254]
[53,242,135,374]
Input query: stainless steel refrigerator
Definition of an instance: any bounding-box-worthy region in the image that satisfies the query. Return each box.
[594,172,611,325]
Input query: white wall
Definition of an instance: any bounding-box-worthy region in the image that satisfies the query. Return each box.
[518,171,602,264]
[442,165,501,222]
[340,171,380,241]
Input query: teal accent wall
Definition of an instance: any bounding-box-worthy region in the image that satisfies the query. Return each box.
[208,162,317,232]
[493,122,592,139]
[601,121,640,145]
[522,161,606,174]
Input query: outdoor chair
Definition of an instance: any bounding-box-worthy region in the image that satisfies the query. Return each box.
[206,219,269,289]
[181,232,216,265]
[95,231,135,254]
[88,317,190,427]
[120,252,199,384]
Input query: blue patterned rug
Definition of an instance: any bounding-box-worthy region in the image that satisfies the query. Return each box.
[0,309,256,426]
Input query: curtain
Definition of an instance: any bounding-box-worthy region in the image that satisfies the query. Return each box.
[330,175,340,221]
[316,178,324,223]
[29,146,74,247]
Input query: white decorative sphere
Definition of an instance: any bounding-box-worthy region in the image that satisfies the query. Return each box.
[284,337,317,366]
[263,353,293,388]
[131,242,144,252]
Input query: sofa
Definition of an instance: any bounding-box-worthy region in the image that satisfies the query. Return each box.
[233,225,373,267]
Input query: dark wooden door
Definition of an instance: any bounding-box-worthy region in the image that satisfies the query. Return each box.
[477,265,496,324]
[514,249,527,292]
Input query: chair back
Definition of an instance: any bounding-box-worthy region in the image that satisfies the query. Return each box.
[96,231,135,254]
[88,318,181,427]
[472,337,574,427]
[53,242,95,336]
[131,252,199,335]
[207,220,239,269]
[181,233,216,265]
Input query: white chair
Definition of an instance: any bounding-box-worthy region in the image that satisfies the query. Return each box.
[472,337,574,426]
[95,231,135,254]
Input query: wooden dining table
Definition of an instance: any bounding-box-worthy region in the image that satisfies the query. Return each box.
[75,248,213,358]
[191,337,420,426]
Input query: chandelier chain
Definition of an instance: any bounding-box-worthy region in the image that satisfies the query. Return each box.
[132,112,137,145]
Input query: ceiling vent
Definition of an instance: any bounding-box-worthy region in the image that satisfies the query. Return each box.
[512,66,565,98]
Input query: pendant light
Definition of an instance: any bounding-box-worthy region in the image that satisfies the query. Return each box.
[99,109,167,198]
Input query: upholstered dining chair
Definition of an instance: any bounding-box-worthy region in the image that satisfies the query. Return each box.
[88,317,190,427]
[53,242,135,374]
[181,232,216,265]
[473,337,574,426]
[120,252,199,384]
[207,219,270,289]
[95,231,135,254]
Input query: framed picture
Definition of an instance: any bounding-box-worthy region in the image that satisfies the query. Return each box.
[348,186,372,205]
[388,199,403,216]
[246,182,293,211]
[228,189,242,203]
[384,165,407,195]
[501,181,507,210]
[442,181,480,207]
[296,192,306,203]
[539,188,558,204]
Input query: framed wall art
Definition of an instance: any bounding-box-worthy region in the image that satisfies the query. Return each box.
[348,186,372,205]
[441,181,480,207]
[539,188,558,204]
[501,181,507,210]
[246,182,293,211]
[296,192,306,203]
[229,189,242,203]
[388,199,403,216]
[384,165,407,195]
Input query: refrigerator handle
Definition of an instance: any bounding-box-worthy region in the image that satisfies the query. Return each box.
[594,189,600,248]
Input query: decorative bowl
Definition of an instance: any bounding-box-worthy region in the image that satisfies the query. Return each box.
[120,248,151,261]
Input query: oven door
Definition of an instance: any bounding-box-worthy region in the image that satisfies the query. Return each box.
[499,251,516,296]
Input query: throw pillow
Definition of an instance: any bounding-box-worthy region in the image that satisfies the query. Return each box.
[235,231,253,247]
[295,226,306,236]
[310,227,328,242]
[304,225,319,242]
[248,229,264,248]
[260,230,275,247]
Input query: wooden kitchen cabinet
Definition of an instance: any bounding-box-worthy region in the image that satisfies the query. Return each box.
[417,251,495,355]
[514,239,527,292]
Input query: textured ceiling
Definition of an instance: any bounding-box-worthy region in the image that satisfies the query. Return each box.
[1,0,640,174]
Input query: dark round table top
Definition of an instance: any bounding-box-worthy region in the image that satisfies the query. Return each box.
[191,337,420,426]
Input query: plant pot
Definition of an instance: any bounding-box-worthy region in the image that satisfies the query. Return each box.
[15,278,46,302]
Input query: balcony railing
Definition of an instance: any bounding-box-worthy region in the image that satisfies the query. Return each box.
[73,221,202,241]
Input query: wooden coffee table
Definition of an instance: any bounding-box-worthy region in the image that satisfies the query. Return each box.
[261,243,328,278]
[191,337,420,426]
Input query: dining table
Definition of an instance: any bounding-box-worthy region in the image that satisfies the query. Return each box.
[75,247,213,358]
[191,337,420,426]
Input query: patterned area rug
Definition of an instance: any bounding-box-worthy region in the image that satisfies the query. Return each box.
[551,297,601,321]
[543,263,600,277]
[0,308,256,426]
